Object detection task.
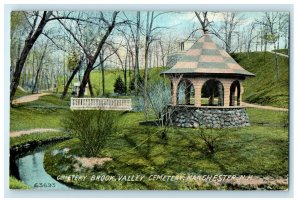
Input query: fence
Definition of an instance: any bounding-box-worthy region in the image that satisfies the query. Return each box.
[70,98,132,111]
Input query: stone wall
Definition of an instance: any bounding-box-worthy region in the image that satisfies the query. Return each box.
[170,106,250,128]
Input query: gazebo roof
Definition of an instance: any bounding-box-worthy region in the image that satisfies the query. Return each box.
[162,34,255,77]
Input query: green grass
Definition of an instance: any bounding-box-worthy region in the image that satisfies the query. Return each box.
[15,88,30,99]
[247,108,288,125]
[9,176,30,189]
[232,52,289,108]
[10,132,69,147]
[44,109,288,190]
[10,95,69,131]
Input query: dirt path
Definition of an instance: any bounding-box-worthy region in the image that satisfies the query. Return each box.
[268,51,289,58]
[242,102,288,112]
[12,93,52,104]
[10,128,62,137]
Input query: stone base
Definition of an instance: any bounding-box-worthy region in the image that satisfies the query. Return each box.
[169,106,250,128]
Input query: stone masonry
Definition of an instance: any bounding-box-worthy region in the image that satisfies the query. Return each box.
[170,106,250,128]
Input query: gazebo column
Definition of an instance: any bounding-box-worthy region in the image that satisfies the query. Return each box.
[171,77,180,106]
[239,82,244,106]
[193,80,202,107]
[222,79,232,107]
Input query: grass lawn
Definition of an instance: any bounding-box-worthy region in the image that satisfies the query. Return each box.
[233,52,289,108]
[15,88,30,99]
[10,94,70,131]
[44,108,288,190]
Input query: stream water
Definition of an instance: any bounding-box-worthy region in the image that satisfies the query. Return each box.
[15,145,71,190]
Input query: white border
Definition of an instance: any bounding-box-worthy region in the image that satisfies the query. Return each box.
[1,1,298,201]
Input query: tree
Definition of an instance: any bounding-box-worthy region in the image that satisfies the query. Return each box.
[209,12,243,53]
[114,76,126,95]
[61,52,83,99]
[194,11,211,34]
[57,11,122,97]
[258,12,282,80]
[143,12,169,109]
[31,40,49,93]
[246,22,257,53]
[10,11,92,103]
[134,12,141,95]
[10,11,52,103]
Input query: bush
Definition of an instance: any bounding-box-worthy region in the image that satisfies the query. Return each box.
[63,110,118,157]
[129,75,144,92]
[114,76,126,95]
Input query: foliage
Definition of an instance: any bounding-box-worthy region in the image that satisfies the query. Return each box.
[67,51,80,71]
[10,11,26,33]
[113,76,126,95]
[62,110,119,157]
[129,75,144,92]
[9,176,30,189]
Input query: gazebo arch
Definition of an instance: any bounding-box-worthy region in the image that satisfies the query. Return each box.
[230,80,241,106]
[177,79,195,105]
[162,33,255,128]
[201,79,224,106]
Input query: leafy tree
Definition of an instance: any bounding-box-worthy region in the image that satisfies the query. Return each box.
[114,76,126,95]
[129,75,144,93]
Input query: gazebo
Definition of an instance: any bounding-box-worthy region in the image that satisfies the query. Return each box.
[162,33,255,128]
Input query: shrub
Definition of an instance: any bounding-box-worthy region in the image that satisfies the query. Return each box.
[114,76,126,95]
[63,110,118,157]
[129,75,144,92]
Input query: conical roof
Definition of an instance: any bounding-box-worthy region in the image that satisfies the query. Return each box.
[163,34,255,77]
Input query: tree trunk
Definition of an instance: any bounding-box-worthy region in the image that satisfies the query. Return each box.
[101,62,105,97]
[31,44,48,94]
[32,67,42,94]
[134,11,141,96]
[77,12,118,98]
[88,77,94,97]
[273,43,279,80]
[61,56,83,99]
[10,11,51,104]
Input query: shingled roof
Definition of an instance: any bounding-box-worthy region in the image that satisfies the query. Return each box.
[163,34,255,77]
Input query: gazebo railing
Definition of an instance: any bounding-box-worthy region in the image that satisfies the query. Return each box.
[70,97,132,111]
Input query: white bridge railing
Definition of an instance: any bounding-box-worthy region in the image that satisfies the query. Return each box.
[70,97,132,111]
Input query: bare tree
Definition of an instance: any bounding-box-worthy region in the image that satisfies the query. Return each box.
[31,41,49,93]
[143,11,170,108]
[209,12,242,53]
[57,11,122,97]
[10,11,97,103]
[246,22,257,53]
[194,11,211,34]
[61,54,83,99]
[258,12,281,80]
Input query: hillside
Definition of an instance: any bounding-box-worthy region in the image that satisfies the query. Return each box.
[232,51,289,108]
